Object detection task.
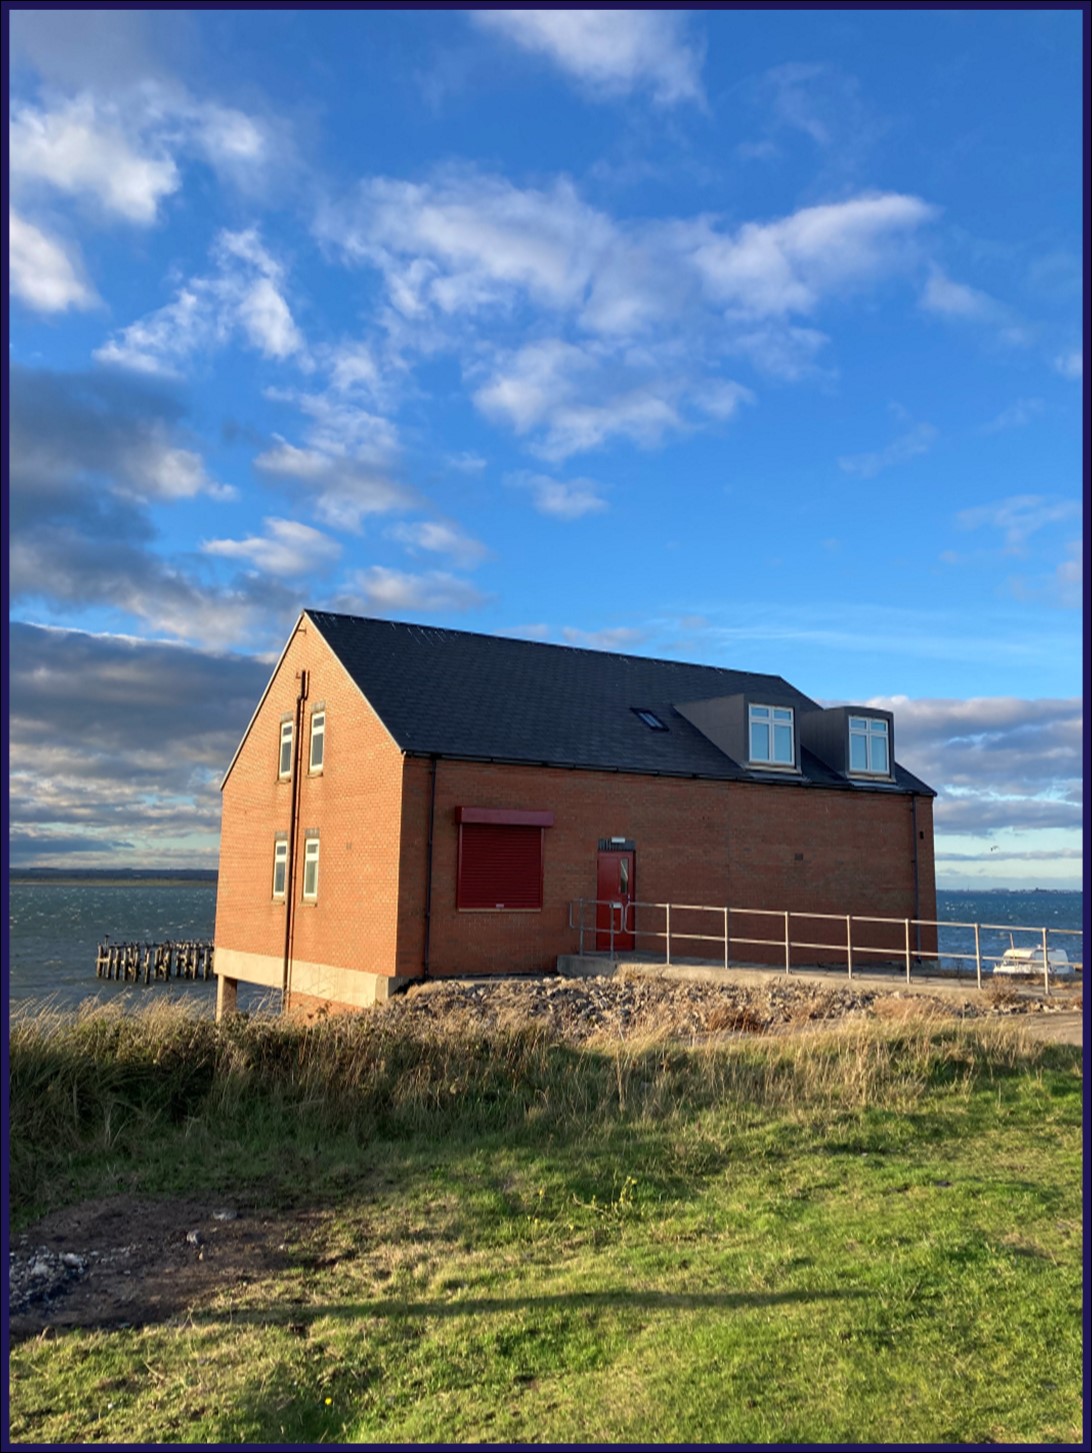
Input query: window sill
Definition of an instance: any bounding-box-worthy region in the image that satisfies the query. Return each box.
[457,907,543,914]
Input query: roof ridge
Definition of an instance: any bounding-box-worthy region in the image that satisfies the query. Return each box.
[303,608,790,683]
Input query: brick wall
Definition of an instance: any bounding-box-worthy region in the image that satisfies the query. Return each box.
[398,758,937,977]
[214,616,406,986]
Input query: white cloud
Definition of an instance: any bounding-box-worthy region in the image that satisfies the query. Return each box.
[471,10,704,106]
[474,338,751,460]
[473,339,595,434]
[95,227,304,373]
[255,438,415,532]
[9,209,98,312]
[237,277,304,359]
[321,172,615,320]
[509,472,609,520]
[338,566,485,616]
[838,421,937,478]
[318,173,960,461]
[919,266,1001,320]
[725,322,830,381]
[919,266,1028,346]
[980,397,1043,433]
[1053,349,1082,380]
[866,694,1082,839]
[1054,539,1082,608]
[328,343,383,397]
[187,101,267,169]
[11,94,180,223]
[263,387,397,460]
[129,441,235,503]
[955,494,1081,553]
[561,625,648,650]
[201,517,341,576]
[686,192,935,318]
[447,450,487,474]
[500,623,551,641]
[387,520,489,568]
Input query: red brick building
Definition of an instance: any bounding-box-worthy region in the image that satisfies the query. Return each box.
[213,611,936,1016]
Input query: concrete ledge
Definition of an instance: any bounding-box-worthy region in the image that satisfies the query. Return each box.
[556,953,1058,1002]
[214,946,411,1009]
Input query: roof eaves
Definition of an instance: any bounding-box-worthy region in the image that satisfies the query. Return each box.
[304,610,406,755]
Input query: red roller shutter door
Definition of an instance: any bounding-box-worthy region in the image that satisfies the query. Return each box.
[458,823,544,910]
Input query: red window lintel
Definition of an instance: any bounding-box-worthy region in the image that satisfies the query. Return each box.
[456,806,555,827]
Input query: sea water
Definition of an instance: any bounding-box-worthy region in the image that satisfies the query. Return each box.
[7,882,274,1014]
[6,881,1084,1013]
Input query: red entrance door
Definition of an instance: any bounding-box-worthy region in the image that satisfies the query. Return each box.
[596,849,635,952]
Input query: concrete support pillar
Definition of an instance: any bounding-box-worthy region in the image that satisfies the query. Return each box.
[216,974,239,1021]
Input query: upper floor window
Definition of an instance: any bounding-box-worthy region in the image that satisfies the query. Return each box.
[749,704,795,766]
[272,840,288,899]
[302,837,320,901]
[278,719,294,779]
[849,716,890,775]
[309,709,326,773]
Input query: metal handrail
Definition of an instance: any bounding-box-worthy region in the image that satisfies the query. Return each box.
[566,897,1082,995]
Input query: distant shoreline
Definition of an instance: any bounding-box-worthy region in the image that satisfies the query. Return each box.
[10,872,217,887]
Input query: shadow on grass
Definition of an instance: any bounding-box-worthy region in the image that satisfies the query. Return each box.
[198,1283,869,1329]
[201,1285,870,1444]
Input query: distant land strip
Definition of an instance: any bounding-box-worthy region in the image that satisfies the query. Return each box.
[10,869,218,885]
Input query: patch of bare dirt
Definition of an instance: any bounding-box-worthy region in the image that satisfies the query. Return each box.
[8,1197,309,1342]
[10,977,1079,1340]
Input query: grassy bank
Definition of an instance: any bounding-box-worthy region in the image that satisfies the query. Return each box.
[9,1000,1083,1445]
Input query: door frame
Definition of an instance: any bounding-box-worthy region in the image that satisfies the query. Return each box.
[595,838,636,952]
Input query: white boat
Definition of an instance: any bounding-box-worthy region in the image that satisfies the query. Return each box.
[994,944,1074,979]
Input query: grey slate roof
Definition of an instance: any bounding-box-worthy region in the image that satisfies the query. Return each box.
[307,611,934,796]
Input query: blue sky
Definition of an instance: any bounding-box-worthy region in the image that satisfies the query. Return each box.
[7,7,1084,888]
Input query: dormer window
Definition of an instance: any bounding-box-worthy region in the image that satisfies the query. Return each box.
[632,708,668,731]
[849,716,890,775]
[749,704,795,767]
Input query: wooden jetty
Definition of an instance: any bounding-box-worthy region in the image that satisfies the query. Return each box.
[95,938,215,984]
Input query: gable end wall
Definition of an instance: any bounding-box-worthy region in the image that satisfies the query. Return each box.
[214,616,406,1003]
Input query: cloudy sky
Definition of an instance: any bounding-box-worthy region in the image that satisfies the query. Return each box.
[8,8,1084,888]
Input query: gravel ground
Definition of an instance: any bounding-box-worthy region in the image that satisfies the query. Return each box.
[377,970,1079,1044]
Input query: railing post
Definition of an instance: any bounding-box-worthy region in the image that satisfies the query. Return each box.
[784,911,791,974]
[846,914,853,981]
[1042,926,1050,997]
[723,906,729,971]
[904,919,911,983]
[665,903,671,966]
[974,923,982,989]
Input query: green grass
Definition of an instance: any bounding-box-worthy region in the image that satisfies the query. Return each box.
[8,1000,1084,1445]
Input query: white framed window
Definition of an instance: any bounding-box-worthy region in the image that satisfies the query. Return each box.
[849,716,890,775]
[278,719,294,779]
[272,840,288,899]
[749,704,795,766]
[302,838,320,901]
[309,709,325,773]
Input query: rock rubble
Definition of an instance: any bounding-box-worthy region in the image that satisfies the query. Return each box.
[379,971,1021,1043]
